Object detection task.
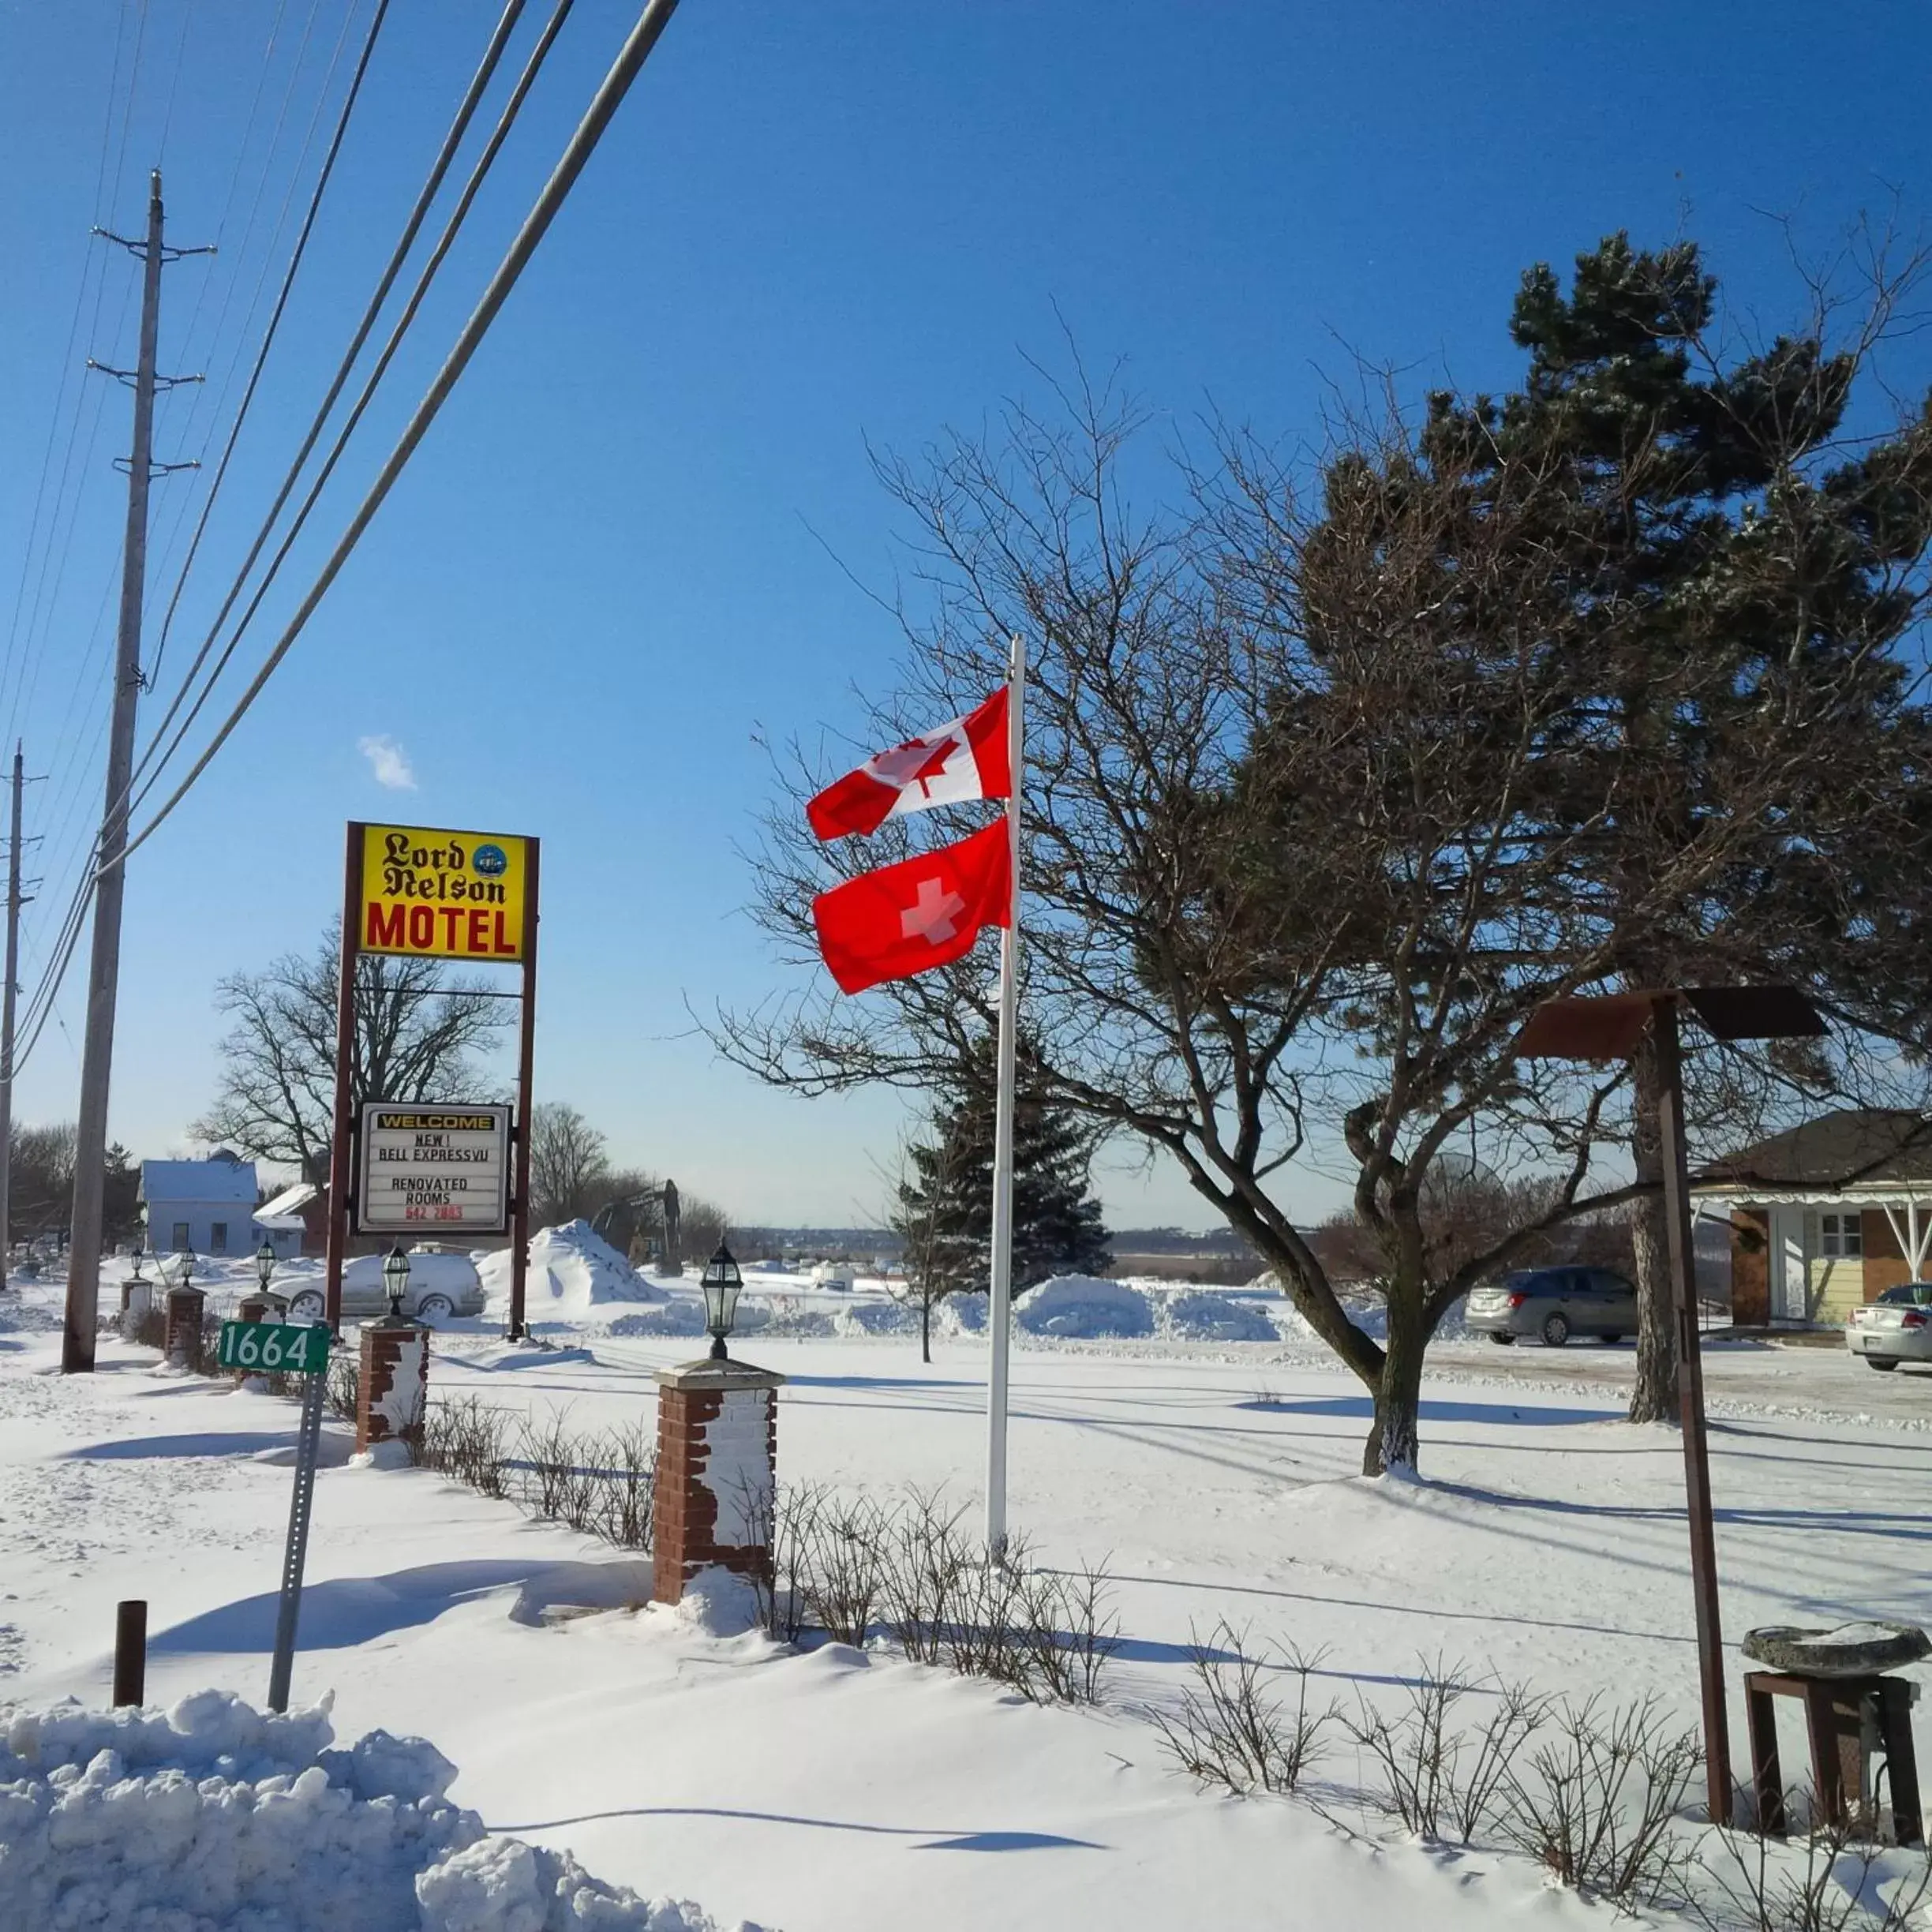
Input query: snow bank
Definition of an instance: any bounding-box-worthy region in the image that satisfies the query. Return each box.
[0,1690,760,1932]
[1019,1275,1155,1339]
[1160,1288,1279,1342]
[607,1297,708,1339]
[1264,1282,1470,1344]
[479,1222,665,1320]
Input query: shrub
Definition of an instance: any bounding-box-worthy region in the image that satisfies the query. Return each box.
[1148,1620,1339,1795]
[1500,1691,1699,1905]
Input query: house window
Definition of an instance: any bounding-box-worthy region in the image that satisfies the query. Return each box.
[170,1222,189,1251]
[210,1222,228,1255]
[1821,1212,1863,1259]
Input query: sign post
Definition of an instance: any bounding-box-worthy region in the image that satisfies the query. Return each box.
[215,1316,335,1714]
[324,825,540,1333]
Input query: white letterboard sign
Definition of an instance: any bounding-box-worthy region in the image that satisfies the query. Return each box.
[356,1103,511,1235]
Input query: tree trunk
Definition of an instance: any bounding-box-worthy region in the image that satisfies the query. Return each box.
[1627,1032,1679,1425]
[1365,1288,1425,1476]
[921,1294,931,1365]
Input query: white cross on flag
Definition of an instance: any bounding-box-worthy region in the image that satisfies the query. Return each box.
[811,819,1013,994]
[807,687,1010,841]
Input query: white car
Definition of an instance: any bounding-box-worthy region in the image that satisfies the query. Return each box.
[1845,1285,1932,1371]
[274,1250,484,1326]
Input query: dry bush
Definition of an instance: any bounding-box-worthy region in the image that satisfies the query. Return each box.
[1148,1620,1339,1795]
[881,1486,974,1666]
[517,1408,580,1520]
[801,1496,891,1648]
[753,1483,1118,1705]
[414,1395,515,1500]
[1500,1691,1700,1905]
[1346,1655,1550,1843]
[324,1351,360,1423]
[1690,1802,1932,1932]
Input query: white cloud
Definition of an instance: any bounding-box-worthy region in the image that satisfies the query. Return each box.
[358,734,416,790]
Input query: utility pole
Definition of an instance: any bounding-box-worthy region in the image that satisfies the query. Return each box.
[62,171,208,1372]
[0,747,27,1294]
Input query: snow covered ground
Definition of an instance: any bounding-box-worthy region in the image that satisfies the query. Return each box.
[4,1260,1930,1928]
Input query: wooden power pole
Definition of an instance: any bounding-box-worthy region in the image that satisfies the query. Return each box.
[0,746,26,1294]
[62,171,207,1371]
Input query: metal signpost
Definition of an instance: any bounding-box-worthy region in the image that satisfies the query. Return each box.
[216,1317,334,1713]
[324,823,540,1334]
[357,1104,511,1236]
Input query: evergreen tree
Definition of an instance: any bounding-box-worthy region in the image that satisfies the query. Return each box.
[1420,234,1932,1419]
[893,1035,1112,1358]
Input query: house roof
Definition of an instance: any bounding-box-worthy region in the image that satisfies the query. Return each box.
[139,1155,259,1207]
[1693,1109,1932,1198]
[257,1181,320,1219]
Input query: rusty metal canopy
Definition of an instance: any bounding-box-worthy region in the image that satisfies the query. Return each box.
[1680,984,1826,1042]
[1511,992,1659,1061]
[1513,983,1828,1062]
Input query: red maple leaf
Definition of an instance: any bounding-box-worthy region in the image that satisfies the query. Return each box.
[872,733,958,792]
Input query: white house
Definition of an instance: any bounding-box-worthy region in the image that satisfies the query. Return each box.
[138,1149,279,1259]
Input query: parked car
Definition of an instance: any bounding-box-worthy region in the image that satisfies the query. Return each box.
[274,1250,485,1325]
[1463,1266,1638,1346]
[1844,1283,1932,1371]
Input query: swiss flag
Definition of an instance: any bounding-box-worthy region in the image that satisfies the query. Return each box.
[812,819,1013,994]
[807,687,1010,841]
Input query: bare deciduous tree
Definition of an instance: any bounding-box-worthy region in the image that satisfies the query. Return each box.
[710,260,1932,1473]
[528,1103,611,1226]
[197,920,507,1182]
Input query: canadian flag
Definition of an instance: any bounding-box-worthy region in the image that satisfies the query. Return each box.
[807,687,1010,841]
[812,819,1013,994]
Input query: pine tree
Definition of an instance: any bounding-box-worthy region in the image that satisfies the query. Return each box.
[893,1035,1111,1358]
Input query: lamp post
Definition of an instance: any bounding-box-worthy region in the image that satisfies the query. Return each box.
[254,1237,276,1298]
[701,1241,743,1361]
[129,1244,147,1289]
[175,1246,193,1292]
[381,1243,410,1324]
[1514,983,1825,1826]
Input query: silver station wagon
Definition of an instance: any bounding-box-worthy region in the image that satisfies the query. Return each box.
[1464,1266,1638,1347]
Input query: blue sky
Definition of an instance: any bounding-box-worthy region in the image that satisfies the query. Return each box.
[1,1,1928,1230]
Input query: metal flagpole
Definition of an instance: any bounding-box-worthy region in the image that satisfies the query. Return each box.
[985,633,1025,1557]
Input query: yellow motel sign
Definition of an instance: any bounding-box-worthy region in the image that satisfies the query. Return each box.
[356,822,533,963]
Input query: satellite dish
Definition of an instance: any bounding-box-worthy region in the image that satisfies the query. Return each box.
[1420,1149,1501,1209]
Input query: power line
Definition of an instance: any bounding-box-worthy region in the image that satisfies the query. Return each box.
[146,0,526,708]
[137,0,571,804]
[121,0,687,867]
[144,0,392,692]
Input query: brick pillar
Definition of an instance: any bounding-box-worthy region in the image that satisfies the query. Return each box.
[164,1286,206,1372]
[357,1320,429,1455]
[120,1276,152,1335]
[230,1294,271,1384]
[653,1359,784,1606]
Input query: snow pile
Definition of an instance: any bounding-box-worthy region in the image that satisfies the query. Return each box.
[1158,1288,1279,1343]
[0,1690,759,1932]
[479,1222,665,1320]
[1018,1275,1155,1339]
[1265,1282,1470,1345]
[606,1298,708,1339]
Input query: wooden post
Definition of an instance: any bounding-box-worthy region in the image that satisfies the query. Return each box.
[507,837,540,1340]
[323,826,365,1332]
[1653,995,1733,1825]
[112,1598,146,1706]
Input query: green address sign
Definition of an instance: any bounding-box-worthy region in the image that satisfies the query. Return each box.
[216,1320,330,1375]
